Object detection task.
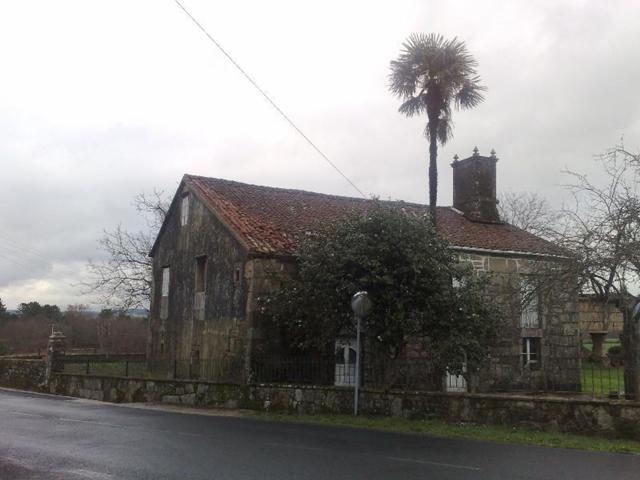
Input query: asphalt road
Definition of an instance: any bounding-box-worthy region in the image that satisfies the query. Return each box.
[0,388,639,480]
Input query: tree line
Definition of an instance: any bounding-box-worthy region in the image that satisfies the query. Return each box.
[0,300,147,356]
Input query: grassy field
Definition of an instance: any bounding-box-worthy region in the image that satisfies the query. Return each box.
[581,363,625,396]
[252,413,640,455]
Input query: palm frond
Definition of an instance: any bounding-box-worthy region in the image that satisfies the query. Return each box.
[455,76,487,109]
[424,115,453,145]
[389,32,486,144]
[399,95,426,117]
[437,116,454,145]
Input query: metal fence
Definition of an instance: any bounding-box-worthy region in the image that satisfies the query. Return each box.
[62,354,634,400]
[64,359,146,377]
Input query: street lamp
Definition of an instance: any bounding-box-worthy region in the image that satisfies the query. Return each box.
[351,291,372,416]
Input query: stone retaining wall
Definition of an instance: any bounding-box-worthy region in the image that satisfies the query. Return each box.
[0,358,46,391]
[48,373,640,440]
[49,373,247,408]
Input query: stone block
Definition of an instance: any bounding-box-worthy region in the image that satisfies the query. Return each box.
[391,397,403,417]
[197,384,209,395]
[162,395,181,404]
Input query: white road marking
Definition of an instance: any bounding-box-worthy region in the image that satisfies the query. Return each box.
[60,418,125,428]
[176,431,204,437]
[265,442,325,452]
[3,410,44,418]
[61,469,114,479]
[386,456,482,471]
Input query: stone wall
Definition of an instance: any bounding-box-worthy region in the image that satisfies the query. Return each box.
[457,251,581,391]
[48,373,640,440]
[0,358,46,391]
[49,373,248,408]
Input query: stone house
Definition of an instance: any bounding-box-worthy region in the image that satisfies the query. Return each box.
[148,149,580,391]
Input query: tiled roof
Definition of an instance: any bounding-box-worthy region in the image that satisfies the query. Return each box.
[184,175,562,257]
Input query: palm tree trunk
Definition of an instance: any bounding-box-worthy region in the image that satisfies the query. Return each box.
[428,119,439,226]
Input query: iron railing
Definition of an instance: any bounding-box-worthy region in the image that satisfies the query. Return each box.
[61,354,634,400]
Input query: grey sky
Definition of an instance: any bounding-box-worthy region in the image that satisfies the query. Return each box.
[0,0,639,309]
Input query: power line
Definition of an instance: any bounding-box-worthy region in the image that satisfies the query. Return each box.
[0,251,36,270]
[172,0,367,198]
[0,235,49,262]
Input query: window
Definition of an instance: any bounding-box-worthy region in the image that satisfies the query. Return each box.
[194,256,206,320]
[334,339,357,386]
[180,193,190,226]
[520,278,539,328]
[195,256,206,293]
[522,337,541,367]
[160,267,170,320]
[161,267,170,297]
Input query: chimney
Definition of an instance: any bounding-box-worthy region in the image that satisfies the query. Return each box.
[450,147,501,223]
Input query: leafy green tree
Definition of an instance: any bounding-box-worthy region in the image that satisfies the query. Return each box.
[258,203,502,374]
[17,301,62,322]
[389,33,486,222]
[18,301,43,317]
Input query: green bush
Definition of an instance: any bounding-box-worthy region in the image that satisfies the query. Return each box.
[0,342,7,356]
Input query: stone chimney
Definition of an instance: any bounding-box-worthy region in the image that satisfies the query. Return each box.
[450,147,501,223]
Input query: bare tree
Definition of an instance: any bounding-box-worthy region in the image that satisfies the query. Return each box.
[557,146,640,300]
[498,191,557,238]
[83,190,169,311]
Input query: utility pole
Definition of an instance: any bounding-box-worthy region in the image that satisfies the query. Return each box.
[351,291,372,416]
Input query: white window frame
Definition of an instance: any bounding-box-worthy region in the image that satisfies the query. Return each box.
[180,194,190,226]
[522,337,540,367]
[334,339,357,386]
[161,267,170,297]
[520,277,539,328]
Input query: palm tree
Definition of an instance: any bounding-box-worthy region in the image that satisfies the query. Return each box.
[389,33,486,222]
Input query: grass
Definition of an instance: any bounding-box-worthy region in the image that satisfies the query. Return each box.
[251,412,640,455]
[581,363,625,396]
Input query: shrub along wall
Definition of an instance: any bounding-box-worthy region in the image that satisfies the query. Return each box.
[0,358,46,391]
[47,373,640,440]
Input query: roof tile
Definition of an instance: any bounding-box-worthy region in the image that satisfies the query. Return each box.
[185,175,561,257]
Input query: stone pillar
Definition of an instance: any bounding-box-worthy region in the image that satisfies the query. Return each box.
[622,301,640,400]
[45,331,66,384]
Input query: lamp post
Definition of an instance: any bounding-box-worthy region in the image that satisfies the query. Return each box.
[351,291,372,415]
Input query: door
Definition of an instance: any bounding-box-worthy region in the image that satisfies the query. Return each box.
[334,339,357,386]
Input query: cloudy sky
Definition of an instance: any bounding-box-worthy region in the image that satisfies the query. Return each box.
[0,0,639,309]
